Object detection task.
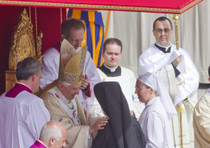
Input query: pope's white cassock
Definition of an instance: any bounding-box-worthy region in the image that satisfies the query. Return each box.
[0,82,50,148]
[139,43,199,147]
[193,88,210,148]
[90,64,144,118]
[40,42,101,111]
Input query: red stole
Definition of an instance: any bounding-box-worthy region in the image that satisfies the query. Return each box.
[30,140,47,148]
[53,41,61,53]
[6,83,32,98]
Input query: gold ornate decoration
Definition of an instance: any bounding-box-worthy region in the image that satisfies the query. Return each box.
[0,0,203,14]
[8,8,36,70]
[173,14,180,50]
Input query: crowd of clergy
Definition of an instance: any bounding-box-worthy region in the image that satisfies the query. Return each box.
[0,16,209,148]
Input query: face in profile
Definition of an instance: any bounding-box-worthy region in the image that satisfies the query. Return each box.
[153,20,173,47]
[103,43,122,68]
[67,28,85,50]
[61,83,81,100]
[135,80,151,104]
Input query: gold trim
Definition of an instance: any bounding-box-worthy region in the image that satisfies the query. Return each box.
[173,14,180,50]
[0,0,203,14]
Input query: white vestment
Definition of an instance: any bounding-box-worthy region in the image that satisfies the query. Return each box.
[91,65,144,118]
[139,97,174,148]
[41,86,99,148]
[0,90,50,148]
[41,45,101,111]
[139,44,199,147]
[193,88,210,148]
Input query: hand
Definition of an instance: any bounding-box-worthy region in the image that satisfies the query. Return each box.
[81,75,89,90]
[172,55,182,67]
[89,117,108,134]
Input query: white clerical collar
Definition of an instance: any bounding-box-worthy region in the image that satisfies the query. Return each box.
[17,82,32,91]
[155,43,172,52]
[104,64,118,72]
[38,140,48,148]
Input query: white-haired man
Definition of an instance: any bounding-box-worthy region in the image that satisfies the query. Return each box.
[41,39,108,148]
[30,121,67,148]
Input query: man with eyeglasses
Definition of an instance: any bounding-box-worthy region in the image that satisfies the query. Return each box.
[40,18,101,112]
[138,16,199,147]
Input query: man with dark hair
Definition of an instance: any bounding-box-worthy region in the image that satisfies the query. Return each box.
[91,38,144,118]
[0,57,50,148]
[41,18,101,111]
[193,66,210,148]
[139,16,199,147]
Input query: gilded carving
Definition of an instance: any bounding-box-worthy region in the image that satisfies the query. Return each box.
[8,8,36,70]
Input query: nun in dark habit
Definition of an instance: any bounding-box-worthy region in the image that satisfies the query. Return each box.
[92,82,146,148]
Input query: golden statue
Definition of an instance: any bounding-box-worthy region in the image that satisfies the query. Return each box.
[8,8,36,70]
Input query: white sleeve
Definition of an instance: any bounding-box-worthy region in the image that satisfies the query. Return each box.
[78,51,101,111]
[144,112,164,148]
[40,48,60,89]
[22,99,50,140]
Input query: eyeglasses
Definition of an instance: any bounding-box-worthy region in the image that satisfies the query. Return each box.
[70,39,85,44]
[135,87,147,92]
[154,28,171,33]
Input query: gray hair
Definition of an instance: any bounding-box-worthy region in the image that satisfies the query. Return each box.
[58,80,72,87]
[16,57,41,81]
[39,121,63,141]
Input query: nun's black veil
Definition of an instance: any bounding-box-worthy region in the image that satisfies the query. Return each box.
[92,82,146,148]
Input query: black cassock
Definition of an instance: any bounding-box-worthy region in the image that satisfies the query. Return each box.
[92,82,146,148]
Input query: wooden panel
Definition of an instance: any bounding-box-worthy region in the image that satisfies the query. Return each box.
[5,70,16,92]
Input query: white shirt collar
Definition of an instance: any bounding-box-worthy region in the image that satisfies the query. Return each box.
[38,140,48,147]
[145,96,159,106]
[104,64,118,72]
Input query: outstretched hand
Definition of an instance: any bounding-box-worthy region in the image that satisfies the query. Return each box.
[89,117,109,134]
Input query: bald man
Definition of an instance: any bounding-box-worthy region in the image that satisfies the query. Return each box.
[30,121,67,148]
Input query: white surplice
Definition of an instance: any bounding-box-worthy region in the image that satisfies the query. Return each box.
[139,97,174,148]
[139,43,199,147]
[91,66,144,118]
[41,46,101,111]
[0,91,50,148]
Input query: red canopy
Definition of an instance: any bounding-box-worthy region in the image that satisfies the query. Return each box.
[0,0,203,14]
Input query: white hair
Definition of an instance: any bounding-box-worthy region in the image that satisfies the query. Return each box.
[39,121,63,141]
[58,80,72,87]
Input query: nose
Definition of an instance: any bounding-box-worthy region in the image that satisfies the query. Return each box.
[63,141,66,147]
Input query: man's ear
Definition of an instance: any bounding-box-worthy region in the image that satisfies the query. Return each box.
[58,82,65,91]
[208,77,210,82]
[49,137,56,145]
[31,73,37,82]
